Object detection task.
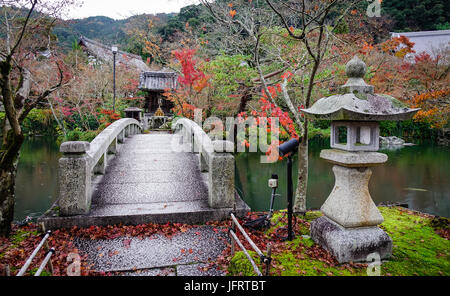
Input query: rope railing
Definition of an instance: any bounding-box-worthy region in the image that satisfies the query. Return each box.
[16,230,54,276]
[229,212,272,276]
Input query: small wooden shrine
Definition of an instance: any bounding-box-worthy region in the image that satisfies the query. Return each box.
[138,71,177,116]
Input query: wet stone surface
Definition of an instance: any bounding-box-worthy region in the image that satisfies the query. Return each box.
[88,133,209,217]
[74,226,228,276]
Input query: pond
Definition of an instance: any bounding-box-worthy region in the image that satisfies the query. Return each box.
[236,140,450,218]
[14,136,60,222]
[13,137,450,222]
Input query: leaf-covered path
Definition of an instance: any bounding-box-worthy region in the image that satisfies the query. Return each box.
[74,225,229,276]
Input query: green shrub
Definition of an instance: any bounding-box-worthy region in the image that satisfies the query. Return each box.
[308,126,330,140]
[65,128,83,141]
[380,120,439,143]
[333,19,349,34]
[59,128,100,143]
[79,130,99,142]
[21,109,58,136]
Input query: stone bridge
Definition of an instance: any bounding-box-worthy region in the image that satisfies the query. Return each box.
[39,118,249,230]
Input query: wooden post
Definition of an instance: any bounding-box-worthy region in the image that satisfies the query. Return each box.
[43,238,54,275]
[39,222,53,275]
[265,243,272,276]
[34,248,55,276]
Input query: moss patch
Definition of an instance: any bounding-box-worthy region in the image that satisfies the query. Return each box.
[377,94,408,108]
[353,91,368,101]
[30,267,52,276]
[11,229,39,245]
[228,251,261,276]
[378,207,450,276]
[227,207,450,276]
[272,252,363,276]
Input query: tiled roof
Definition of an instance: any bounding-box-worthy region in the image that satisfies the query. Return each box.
[78,36,150,72]
[138,71,178,91]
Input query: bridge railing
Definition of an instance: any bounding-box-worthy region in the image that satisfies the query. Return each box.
[172,118,235,209]
[58,118,142,216]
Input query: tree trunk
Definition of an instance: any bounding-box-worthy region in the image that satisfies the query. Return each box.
[237,87,251,114]
[0,160,19,236]
[294,121,308,214]
[0,126,24,237]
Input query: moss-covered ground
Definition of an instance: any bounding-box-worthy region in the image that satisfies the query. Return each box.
[1,206,448,276]
[227,207,449,276]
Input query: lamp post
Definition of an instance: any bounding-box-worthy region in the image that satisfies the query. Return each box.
[112,46,118,112]
[278,138,300,241]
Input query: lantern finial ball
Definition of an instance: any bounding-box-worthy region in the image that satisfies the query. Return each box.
[346,56,367,78]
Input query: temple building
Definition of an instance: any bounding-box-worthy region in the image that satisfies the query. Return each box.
[78,36,150,72]
[77,36,178,129]
[138,71,177,116]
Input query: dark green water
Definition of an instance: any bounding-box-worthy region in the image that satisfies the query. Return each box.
[14,137,60,222]
[13,137,450,221]
[236,141,450,218]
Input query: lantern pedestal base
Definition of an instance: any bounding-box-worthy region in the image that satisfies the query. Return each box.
[310,216,392,264]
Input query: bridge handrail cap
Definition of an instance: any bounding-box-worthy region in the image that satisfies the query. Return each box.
[60,141,90,154]
[212,140,234,153]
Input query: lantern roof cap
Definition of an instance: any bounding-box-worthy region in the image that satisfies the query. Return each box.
[124,107,143,111]
[301,56,420,121]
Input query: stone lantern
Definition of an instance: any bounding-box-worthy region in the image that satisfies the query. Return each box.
[301,56,419,263]
[124,107,143,122]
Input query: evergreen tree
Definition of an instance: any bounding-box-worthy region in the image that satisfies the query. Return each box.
[383,0,450,31]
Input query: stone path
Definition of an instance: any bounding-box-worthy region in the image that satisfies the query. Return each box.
[90,133,211,223]
[75,225,228,276]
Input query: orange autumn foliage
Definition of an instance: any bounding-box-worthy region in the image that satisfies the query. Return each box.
[413,89,450,129]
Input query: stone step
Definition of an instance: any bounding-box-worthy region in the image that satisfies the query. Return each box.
[91,181,209,205]
[104,159,198,172]
[92,169,206,185]
[40,196,249,229]
[109,152,198,163]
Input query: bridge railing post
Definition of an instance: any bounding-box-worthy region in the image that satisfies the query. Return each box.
[57,119,141,217]
[199,152,209,172]
[93,151,107,175]
[58,141,92,216]
[118,130,125,143]
[208,140,235,209]
[108,137,118,155]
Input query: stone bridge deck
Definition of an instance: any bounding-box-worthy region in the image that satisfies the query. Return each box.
[40,132,248,229]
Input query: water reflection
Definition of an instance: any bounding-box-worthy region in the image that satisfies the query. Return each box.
[15,137,60,221]
[13,137,449,221]
[236,142,450,218]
